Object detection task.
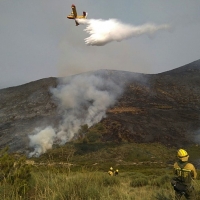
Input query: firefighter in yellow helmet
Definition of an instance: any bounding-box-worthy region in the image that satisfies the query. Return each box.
[114,169,119,176]
[171,149,197,200]
[108,167,114,176]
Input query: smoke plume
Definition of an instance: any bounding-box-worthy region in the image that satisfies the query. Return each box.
[29,126,56,157]
[77,18,171,46]
[29,71,130,157]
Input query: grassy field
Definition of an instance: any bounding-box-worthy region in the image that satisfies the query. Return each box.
[35,142,177,170]
[1,139,200,199]
[1,167,200,200]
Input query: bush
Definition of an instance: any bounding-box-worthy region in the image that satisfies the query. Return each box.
[150,174,171,187]
[0,148,31,195]
[102,176,120,187]
[153,190,173,200]
[130,177,148,187]
[86,131,102,143]
[59,173,119,200]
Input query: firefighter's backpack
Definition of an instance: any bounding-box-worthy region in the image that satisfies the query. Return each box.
[171,162,192,192]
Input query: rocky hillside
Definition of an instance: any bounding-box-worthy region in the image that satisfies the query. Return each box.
[0,78,58,152]
[1,59,200,154]
[103,60,200,146]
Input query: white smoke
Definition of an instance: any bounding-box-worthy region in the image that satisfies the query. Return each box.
[29,126,56,157]
[77,18,171,46]
[52,72,123,144]
[29,71,127,157]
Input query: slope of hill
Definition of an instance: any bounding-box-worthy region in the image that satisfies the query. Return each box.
[0,60,200,154]
[0,78,58,152]
[103,59,200,146]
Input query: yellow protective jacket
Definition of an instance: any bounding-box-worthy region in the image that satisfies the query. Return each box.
[108,170,114,176]
[174,161,197,184]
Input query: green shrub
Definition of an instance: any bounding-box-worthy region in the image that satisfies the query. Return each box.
[196,191,200,200]
[150,174,171,187]
[57,173,115,200]
[85,186,101,200]
[153,190,173,200]
[0,148,31,196]
[86,131,102,143]
[102,176,120,187]
[94,123,105,131]
[130,177,148,187]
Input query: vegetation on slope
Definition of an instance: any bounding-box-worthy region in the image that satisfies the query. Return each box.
[1,124,200,199]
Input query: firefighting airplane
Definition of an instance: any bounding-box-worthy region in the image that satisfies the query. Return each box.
[67,4,87,26]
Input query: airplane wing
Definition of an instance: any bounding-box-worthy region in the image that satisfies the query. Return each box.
[67,4,86,26]
[71,4,77,18]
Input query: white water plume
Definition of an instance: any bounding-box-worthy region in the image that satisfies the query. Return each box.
[77,18,171,46]
[29,71,128,157]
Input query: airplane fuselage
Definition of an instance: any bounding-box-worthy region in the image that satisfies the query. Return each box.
[67,4,87,26]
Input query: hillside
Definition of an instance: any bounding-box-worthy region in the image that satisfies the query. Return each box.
[0,60,200,154]
[103,59,200,146]
[0,78,58,152]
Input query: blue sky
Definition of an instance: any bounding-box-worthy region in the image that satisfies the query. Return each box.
[1,0,200,89]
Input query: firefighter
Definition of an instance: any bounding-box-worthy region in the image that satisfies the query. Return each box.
[114,169,119,176]
[172,149,197,200]
[108,167,114,176]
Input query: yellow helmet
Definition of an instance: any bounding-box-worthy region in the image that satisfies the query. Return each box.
[177,149,189,161]
[110,167,113,170]
[116,169,119,172]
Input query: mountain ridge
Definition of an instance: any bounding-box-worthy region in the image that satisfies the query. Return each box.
[1,59,200,154]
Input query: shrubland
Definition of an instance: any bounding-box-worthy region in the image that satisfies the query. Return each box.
[1,125,200,199]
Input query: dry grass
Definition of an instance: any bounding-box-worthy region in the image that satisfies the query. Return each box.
[1,166,200,200]
[1,143,200,199]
